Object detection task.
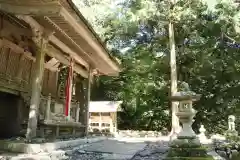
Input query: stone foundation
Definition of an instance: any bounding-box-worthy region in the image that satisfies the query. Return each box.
[165,137,214,160]
[0,137,107,154]
[118,130,162,138]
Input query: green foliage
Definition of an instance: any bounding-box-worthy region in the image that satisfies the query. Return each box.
[84,0,240,133]
[167,137,211,159]
[166,141,213,159]
[231,154,240,160]
[170,138,201,148]
[164,157,214,160]
[226,133,240,143]
[167,147,208,157]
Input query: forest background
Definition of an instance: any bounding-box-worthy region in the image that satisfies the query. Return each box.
[73,0,240,134]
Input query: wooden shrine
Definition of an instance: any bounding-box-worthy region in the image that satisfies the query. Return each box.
[0,0,120,140]
[89,101,122,136]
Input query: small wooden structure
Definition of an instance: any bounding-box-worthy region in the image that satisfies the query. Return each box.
[89,101,122,135]
[0,0,120,140]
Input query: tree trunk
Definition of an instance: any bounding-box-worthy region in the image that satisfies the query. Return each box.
[168,0,180,139]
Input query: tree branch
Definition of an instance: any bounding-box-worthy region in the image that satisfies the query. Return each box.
[223,33,239,44]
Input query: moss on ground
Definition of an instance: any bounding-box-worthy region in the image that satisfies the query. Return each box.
[165,138,214,160]
[231,153,240,160]
[167,147,208,157]
[164,156,214,160]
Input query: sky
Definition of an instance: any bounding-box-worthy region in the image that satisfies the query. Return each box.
[203,0,217,9]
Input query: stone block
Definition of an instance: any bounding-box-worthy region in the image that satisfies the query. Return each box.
[216,151,226,158]
[166,136,214,160]
[168,147,208,157]
[0,137,107,154]
[10,155,51,160]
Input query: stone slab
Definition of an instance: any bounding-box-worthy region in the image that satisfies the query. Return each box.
[0,137,107,154]
[81,139,146,159]
[10,155,52,160]
[102,153,135,160]
[113,136,170,142]
[208,151,225,160]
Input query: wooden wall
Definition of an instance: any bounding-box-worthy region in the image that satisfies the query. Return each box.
[0,42,35,92]
[0,39,59,98]
[0,15,82,104]
[42,69,58,98]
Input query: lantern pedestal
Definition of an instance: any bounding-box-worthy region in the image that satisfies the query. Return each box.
[165,88,214,160]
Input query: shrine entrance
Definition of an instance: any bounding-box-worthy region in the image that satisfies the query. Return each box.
[0,91,23,139]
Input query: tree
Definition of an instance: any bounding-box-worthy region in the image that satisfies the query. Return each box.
[168,0,181,138]
[73,0,116,39]
[82,0,240,133]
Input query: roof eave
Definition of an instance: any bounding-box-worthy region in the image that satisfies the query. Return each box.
[66,0,121,74]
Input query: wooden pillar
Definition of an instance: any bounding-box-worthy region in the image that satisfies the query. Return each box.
[99,112,102,131]
[89,114,91,130]
[115,112,118,133]
[75,102,80,122]
[45,93,51,120]
[26,30,51,140]
[84,68,92,136]
[110,113,113,133]
[74,76,85,125]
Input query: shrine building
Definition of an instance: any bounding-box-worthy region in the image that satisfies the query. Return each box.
[89,101,122,135]
[0,0,120,140]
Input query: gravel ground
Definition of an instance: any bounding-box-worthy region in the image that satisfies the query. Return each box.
[65,149,106,160]
[130,141,169,160]
[1,140,225,160]
[0,140,169,160]
[64,140,169,160]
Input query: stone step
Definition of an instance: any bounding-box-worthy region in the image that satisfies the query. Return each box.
[0,137,107,154]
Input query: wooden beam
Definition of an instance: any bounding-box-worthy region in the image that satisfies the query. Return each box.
[45,58,59,71]
[50,35,89,68]
[47,45,88,78]
[17,16,89,70]
[44,16,90,68]
[45,58,58,68]
[1,39,36,61]
[0,83,19,95]
[0,3,61,16]
[60,8,120,74]
[1,3,119,75]
[0,38,87,77]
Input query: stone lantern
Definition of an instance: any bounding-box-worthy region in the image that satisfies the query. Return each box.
[198,125,211,144]
[228,115,236,131]
[226,115,238,136]
[166,82,212,159]
[170,82,201,139]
